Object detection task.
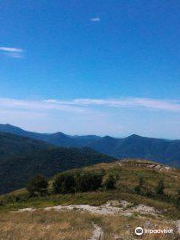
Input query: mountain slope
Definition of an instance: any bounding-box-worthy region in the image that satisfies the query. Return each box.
[88,134,180,164]
[0,132,51,159]
[2,160,180,220]
[0,133,114,194]
[1,160,180,240]
[0,124,101,147]
[0,124,180,167]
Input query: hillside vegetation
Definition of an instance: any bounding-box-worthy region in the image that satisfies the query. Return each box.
[0,132,50,159]
[0,133,114,194]
[1,160,180,219]
[1,160,180,239]
[0,124,101,147]
[1,124,180,167]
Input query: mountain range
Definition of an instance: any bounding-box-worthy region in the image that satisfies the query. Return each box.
[0,124,180,167]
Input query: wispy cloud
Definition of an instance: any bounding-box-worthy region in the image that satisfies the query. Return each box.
[0,97,180,137]
[0,97,180,116]
[0,47,23,52]
[0,98,85,113]
[0,47,25,58]
[45,97,180,112]
[90,17,101,22]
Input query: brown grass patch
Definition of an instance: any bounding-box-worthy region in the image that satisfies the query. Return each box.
[0,209,179,240]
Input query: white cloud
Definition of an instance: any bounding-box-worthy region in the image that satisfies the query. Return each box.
[0,47,25,58]
[4,97,178,113]
[0,98,107,134]
[45,97,180,112]
[90,17,101,22]
[0,47,23,52]
[0,97,180,124]
[0,97,180,137]
[0,98,85,113]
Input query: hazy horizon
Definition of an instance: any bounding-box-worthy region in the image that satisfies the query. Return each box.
[1,1,180,139]
[1,121,179,141]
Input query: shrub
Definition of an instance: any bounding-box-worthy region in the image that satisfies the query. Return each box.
[53,171,104,194]
[75,171,104,192]
[27,175,48,196]
[103,173,117,190]
[134,177,144,194]
[155,179,164,195]
[53,173,76,194]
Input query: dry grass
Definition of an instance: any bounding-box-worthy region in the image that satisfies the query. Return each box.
[0,210,93,240]
[1,160,180,239]
[1,160,180,220]
[0,209,179,240]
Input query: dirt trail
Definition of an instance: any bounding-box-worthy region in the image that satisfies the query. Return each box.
[17,202,180,238]
[88,223,104,240]
[18,201,159,218]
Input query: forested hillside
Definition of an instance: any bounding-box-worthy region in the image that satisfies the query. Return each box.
[0,133,114,194]
[0,124,180,167]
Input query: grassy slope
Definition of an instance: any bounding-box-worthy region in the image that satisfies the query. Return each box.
[0,209,178,240]
[1,159,180,219]
[1,160,180,239]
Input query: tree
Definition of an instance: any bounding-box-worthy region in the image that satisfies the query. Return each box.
[53,173,76,194]
[27,175,48,196]
[53,171,104,194]
[75,171,104,192]
[155,179,164,195]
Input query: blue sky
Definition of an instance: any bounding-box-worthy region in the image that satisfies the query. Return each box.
[0,0,180,138]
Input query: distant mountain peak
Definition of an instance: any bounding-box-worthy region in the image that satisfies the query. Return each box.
[0,123,24,132]
[52,132,67,136]
[3,123,16,128]
[1,123,180,169]
[104,135,114,139]
[128,134,141,138]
